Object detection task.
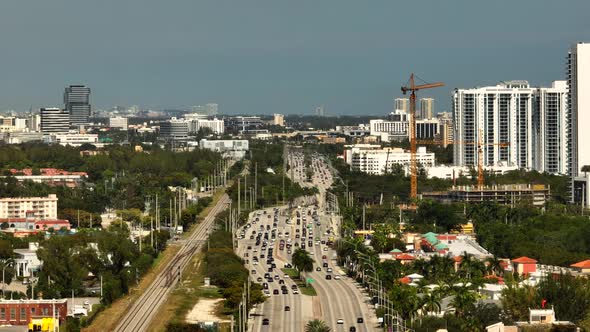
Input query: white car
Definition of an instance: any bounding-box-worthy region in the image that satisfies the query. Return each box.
[334,275,341,280]
[337,319,344,324]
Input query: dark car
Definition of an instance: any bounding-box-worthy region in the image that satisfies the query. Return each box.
[357,317,364,323]
[273,289,279,295]
[316,267,321,271]
[349,327,356,332]
[325,275,332,280]
[285,306,290,311]
[262,318,270,325]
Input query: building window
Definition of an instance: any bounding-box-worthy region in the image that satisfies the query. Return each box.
[20,307,25,321]
[10,308,15,320]
[31,307,35,315]
[0,308,5,320]
[43,308,48,316]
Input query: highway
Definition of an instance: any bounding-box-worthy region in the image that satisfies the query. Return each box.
[237,151,377,332]
[114,194,231,332]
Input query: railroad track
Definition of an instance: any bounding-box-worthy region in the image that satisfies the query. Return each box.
[114,194,231,332]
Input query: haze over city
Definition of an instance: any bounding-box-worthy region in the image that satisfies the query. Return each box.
[1,0,589,114]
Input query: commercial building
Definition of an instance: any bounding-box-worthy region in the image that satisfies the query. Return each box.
[453,80,567,172]
[14,242,41,277]
[40,108,69,133]
[1,217,71,238]
[109,116,128,130]
[437,112,454,147]
[187,118,224,135]
[568,43,590,206]
[273,114,285,127]
[370,111,409,142]
[0,299,67,326]
[415,118,439,139]
[419,98,434,119]
[344,144,435,175]
[0,194,58,219]
[159,118,189,141]
[64,85,91,125]
[422,184,550,207]
[226,116,263,132]
[197,139,249,159]
[44,133,99,147]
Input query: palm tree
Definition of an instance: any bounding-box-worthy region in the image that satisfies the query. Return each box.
[305,319,331,332]
[450,285,477,317]
[292,248,314,278]
[421,291,442,315]
[486,256,503,276]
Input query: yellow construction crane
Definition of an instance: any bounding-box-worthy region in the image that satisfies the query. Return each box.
[401,74,444,201]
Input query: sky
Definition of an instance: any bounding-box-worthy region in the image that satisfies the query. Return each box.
[0,0,589,115]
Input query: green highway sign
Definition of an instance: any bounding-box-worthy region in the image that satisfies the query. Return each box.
[306,278,314,283]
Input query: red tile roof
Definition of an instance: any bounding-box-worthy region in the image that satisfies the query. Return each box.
[453,256,463,262]
[398,277,411,284]
[571,259,590,269]
[396,254,415,261]
[512,256,537,264]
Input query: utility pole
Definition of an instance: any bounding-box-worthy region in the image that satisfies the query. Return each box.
[254,163,258,206]
[238,177,241,216]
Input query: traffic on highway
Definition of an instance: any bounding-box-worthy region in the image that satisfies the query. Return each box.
[236,150,376,331]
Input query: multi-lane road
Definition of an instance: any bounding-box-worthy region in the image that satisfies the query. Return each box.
[114,194,231,332]
[238,151,377,332]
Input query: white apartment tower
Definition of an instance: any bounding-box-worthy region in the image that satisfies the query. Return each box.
[533,81,568,174]
[567,43,590,178]
[453,81,535,169]
[453,80,567,174]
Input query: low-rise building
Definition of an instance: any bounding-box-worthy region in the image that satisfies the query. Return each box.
[0,195,58,219]
[512,256,537,276]
[0,217,71,237]
[344,144,435,175]
[0,299,67,326]
[108,116,128,130]
[196,139,249,159]
[14,242,42,277]
[43,133,99,147]
[5,168,87,187]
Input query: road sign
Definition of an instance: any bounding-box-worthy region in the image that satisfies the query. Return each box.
[306,278,314,284]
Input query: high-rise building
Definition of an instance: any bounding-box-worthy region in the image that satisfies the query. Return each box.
[40,108,70,133]
[419,98,434,119]
[453,80,566,173]
[394,98,409,112]
[370,110,409,142]
[567,43,590,177]
[64,85,91,125]
[187,118,224,134]
[206,103,219,116]
[273,114,285,127]
[315,106,326,117]
[533,81,568,174]
[437,112,454,148]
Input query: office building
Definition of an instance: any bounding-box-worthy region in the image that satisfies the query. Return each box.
[109,116,128,130]
[419,98,434,119]
[422,184,550,207]
[64,85,91,125]
[395,98,409,112]
[453,81,537,169]
[416,119,439,139]
[160,118,189,141]
[27,113,40,132]
[226,116,263,132]
[206,103,219,116]
[44,133,99,147]
[0,299,67,326]
[40,108,69,133]
[188,118,224,134]
[0,194,58,219]
[343,144,435,175]
[533,81,568,174]
[437,112,454,147]
[273,114,285,127]
[370,110,409,142]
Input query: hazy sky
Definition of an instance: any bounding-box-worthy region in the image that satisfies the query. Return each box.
[1,0,589,115]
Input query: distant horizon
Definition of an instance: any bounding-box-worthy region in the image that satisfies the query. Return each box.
[0,1,588,115]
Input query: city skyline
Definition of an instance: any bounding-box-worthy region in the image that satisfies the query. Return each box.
[0,1,589,114]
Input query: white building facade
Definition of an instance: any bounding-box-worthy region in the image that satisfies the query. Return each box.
[188,118,224,134]
[108,116,128,130]
[344,145,435,175]
[453,80,567,173]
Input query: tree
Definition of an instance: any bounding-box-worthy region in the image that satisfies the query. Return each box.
[305,319,331,332]
[292,248,314,278]
[582,165,590,176]
[421,291,442,314]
